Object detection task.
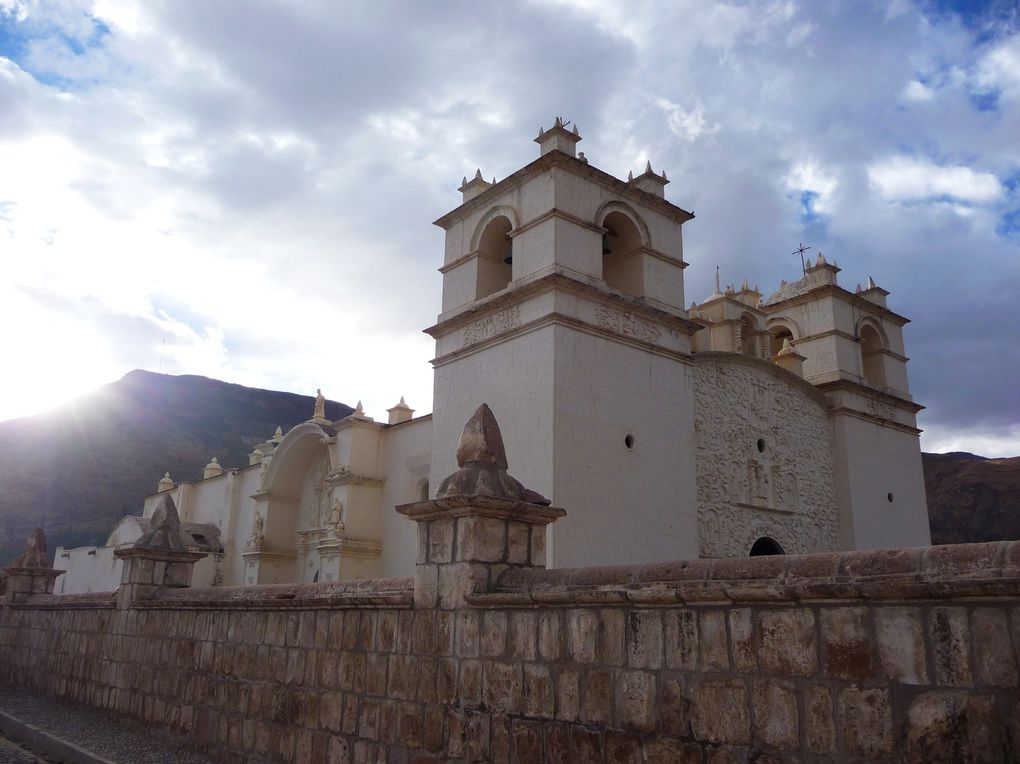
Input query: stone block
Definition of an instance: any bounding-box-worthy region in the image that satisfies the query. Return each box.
[428,518,454,563]
[523,663,554,717]
[512,718,543,761]
[597,609,625,665]
[570,725,603,762]
[366,653,387,696]
[437,658,458,704]
[456,515,506,562]
[645,738,701,763]
[416,656,438,703]
[508,611,536,660]
[875,607,928,684]
[930,607,972,686]
[752,679,799,750]
[971,608,1018,687]
[805,685,834,753]
[905,691,1003,764]
[659,673,688,735]
[699,610,729,671]
[627,610,663,669]
[582,668,613,725]
[507,521,529,565]
[689,677,750,744]
[544,721,570,761]
[757,609,817,677]
[411,611,436,655]
[455,610,480,658]
[555,667,580,721]
[539,611,562,660]
[397,702,422,750]
[481,611,508,657]
[616,670,656,732]
[423,704,444,752]
[821,606,874,680]
[387,654,418,700]
[728,608,755,671]
[665,610,699,670]
[567,609,598,663]
[459,659,482,706]
[604,729,642,763]
[838,686,892,758]
[483,660,522,715]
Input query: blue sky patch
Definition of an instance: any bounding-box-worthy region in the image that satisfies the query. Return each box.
[0,8,110,88]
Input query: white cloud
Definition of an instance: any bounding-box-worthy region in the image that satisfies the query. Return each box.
[867,156,1003,204]
[785,160,838,214]
[903,79,935,102]
[974,34,1020,100]
[656,98,715,142]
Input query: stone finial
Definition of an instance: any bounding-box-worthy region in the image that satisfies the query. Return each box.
[713,266,722,296]
[157,472,174,493]
[867,275,877,289]
[436,404,550,504]
[313,388,327,422]
[534,116,581,157]
[10,528,50,569]
[249,448,264,466]
[134,493,188,552]
[203,456,223,479]
[387,396,415,425]
[273,426,284,442]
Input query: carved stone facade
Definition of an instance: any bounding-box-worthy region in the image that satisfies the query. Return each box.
[692,355,838,557]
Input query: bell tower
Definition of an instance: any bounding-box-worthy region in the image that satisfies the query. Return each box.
[427,119,703,567]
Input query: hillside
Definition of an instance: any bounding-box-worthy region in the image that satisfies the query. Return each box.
[924,451,1020,544]
[0,371,352,561]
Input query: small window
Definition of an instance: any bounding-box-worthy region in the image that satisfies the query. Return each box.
[860,324,887,388]
[624,434,635,450]
[770,327,793,358]
[756,438,765,453]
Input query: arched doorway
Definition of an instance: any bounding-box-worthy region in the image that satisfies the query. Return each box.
[749,537,785,556]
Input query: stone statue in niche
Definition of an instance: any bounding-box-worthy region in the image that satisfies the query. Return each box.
[247,511,265,551]
[748,459,769,504]
[325,498,345,537]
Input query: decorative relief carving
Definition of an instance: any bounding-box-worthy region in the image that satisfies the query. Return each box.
[463,306,521,345]
[693,358,838,557]
[866,396,896,422]
[593,305,662,343]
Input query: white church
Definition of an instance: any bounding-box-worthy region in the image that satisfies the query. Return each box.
[55,119,931,593]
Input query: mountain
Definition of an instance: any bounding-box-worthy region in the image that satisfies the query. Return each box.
[924,451,1020,544]
[0,371,352,562]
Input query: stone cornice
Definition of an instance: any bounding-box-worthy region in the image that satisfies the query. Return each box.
[763,283,909,326]
[425,269,699,339]
[468,541,1020,607]
[433,150,695,230]
[396,495,566,525]
[814,378,924,413]
[139,577,414,610]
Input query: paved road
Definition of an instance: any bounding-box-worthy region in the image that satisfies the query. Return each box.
[0,686,215,764]
[0,733,49,764]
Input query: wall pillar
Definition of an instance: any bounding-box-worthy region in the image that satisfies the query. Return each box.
[2,528,62,605]
[114,492,205,608]
[397,403,565,608]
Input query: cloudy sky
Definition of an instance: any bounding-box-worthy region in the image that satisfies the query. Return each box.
[0,0,1017,456]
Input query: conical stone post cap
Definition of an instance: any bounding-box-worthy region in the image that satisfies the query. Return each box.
[438,404,549,505]
[455,403,509,470]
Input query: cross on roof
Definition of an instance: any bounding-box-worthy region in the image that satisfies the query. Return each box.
[793,243,812,274]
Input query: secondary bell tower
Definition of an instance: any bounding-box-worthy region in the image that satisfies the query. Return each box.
[427,118,702,567]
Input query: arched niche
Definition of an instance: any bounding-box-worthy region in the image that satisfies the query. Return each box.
[599,207,647,295]
[259,422,335,550]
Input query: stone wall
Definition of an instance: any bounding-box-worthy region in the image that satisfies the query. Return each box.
[3,534,1020,762]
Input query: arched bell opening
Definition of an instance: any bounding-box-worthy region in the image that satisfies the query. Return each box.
[601,210,644,295]
[476,215,513,298]
[860,323,887,389]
